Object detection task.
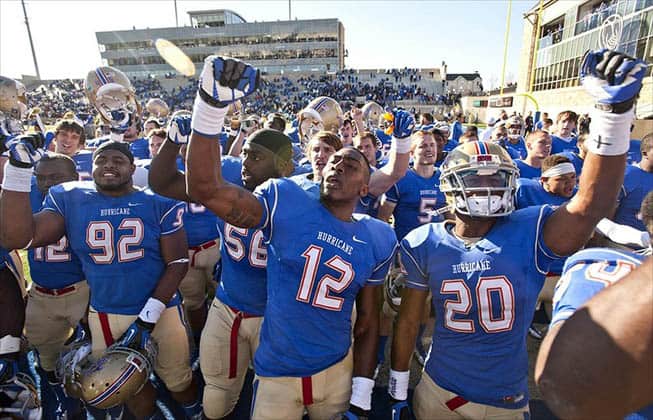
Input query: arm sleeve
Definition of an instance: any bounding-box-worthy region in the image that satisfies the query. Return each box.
[160,200,186,235]
[399,228,431,291]
[252,179,278,239]
[42,185,66,216]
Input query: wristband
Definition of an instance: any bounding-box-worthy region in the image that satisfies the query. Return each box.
[388,369,409,401]
[1,162,33,192]
[138,297,166,324]
[586,107,634,156]
[191,94,227,139]
[390,136,412,154]
[350,376,375,411]
[0,335,21,355]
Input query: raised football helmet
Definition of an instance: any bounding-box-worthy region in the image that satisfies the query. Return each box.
[439,141,518,218]
[0,76,28,136]
[84,67,140,132]
[58,344,154,409]
[361,102,383,130]
[145,98,169,119]
[298,97,343,144]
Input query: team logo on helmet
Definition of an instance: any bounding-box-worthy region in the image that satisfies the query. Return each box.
[439,141,518,218]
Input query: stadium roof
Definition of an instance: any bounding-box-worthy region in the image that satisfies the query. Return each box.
[446,73,481,81]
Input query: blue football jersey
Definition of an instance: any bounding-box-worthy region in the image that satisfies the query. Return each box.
[72,151,94,181]
[28,188,84,289]
[252,178,397,377]
[550,247,653,420]
[614,164,653,231]
[215,219,267,316]
[551,135,578,155]
[384,169,446,240]
[515,178,572,209]
[401,205,559,409]
[288,172,320,199]
[184,203,219,247]
[42,182,184,314]
[627,140,642,165]
[503,137,528,160]
[514,159,541,180]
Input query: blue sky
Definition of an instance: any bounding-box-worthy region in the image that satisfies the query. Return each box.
[0,0,534,88]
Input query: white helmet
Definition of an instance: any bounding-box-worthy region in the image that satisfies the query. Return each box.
[298,97,343,144]
[0,76,28,135]
[361,102,384,130]
[84,67,140,132]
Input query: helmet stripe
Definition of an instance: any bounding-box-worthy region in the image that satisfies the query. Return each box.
[87,363,138,406]
[478,141,488,155]
[95,68,109,86]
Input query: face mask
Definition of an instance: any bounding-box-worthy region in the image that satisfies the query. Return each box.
[456,194,504,216]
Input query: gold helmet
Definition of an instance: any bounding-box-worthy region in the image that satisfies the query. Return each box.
[439,141,518,218]
[60,345,154,409]
[298,96,343,143]
[84,67,140,130]
[145,98,169,118]
[0,76,28,135]
[361,102,384,130]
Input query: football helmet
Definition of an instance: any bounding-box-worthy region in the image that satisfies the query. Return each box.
[439,141,518,218]
[361,102,383,130]
[145,98,169,119]
[58,344,154,409]
[298,97,343,144]
[505,116,523,141]
[384,267,407,314]
[0,372,42,420]
[0,76,27,136]
[84,67,140,131]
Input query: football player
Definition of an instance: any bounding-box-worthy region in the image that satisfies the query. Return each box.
[185,55,404,419]
[389,50,647,419]
[150,115,294,419]
[513,130,553,180]
[515,154,577,210]
[536,244,652,418]
[612,131,653,231]
[24,153,89,414]
[51,118,94,180]
[502,116,528,159]
[0,140,201,419]
[550,110,579,154]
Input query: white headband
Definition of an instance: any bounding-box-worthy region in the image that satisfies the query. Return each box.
[542,162,575,178]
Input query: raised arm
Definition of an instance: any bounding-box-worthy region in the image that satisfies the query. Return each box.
[543,50,648,256]
[0,134,66,249]
[149,111,192,202]
[535,257,653,419]
[367,109,413,198]
[185,56,263,228]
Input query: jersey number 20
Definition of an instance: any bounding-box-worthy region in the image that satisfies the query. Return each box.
[441,276,515,333]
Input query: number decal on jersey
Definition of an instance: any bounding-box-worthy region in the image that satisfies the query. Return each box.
[33,237,71,262]
[188,203,206,214]
[585,261,637,286]
[223,224,267,268]
[418,197,438,224]
[117,219,145,262]
[441,276,514,333]
[86,219,145,264]
[172,208,184,227]
[297,245,355,311]
[78,172,92,181]
[440,280,474,332]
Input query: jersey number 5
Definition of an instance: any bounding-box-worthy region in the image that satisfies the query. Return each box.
[441,276,515,333]
[86,219,145,264]
[296,245,355,311]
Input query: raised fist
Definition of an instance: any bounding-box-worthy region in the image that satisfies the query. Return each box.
[580,49,647,113]
[390,109,415,139]
[197,56,260,108]
[6,133,45,168]
[167,110,192,145]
